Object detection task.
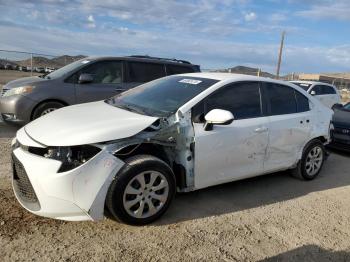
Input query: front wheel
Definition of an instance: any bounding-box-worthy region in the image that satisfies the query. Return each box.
[32,101,65,120]
[292,139,326,180]
[106,155,176,225]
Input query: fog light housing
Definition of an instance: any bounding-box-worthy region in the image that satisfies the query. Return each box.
[2,113,17,120]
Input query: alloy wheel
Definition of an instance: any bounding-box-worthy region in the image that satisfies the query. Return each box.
[305,146,323,177]
[123,171,169,219]
[41,108,57,116]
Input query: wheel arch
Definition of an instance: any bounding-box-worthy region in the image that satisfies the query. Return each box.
[114,143,185,189]
[30,99,69,120]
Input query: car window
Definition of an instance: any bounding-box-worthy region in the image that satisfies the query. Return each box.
[107,76,218,117]
[198,82,262,121]
[166,65,195,75]
[266,83,297,115]
[292,82,311,91]
[128,62,166,83]
[322,85,336,94]
[294,90,310,112]
[311,85,323,95]
[79,61,123,84]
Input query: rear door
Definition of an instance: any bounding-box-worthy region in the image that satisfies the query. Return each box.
[264,83,313,172]
[124,61,166,90]
[74,60,125,103]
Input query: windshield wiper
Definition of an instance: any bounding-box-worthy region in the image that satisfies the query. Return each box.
[117,103,146,115]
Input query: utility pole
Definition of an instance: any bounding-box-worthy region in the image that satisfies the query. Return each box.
[276,31,285,79]
[30,53,33,76]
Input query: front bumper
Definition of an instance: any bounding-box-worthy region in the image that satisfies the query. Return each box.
[328,129,350,152]
[0,94,36,125]
[12,143,125,221]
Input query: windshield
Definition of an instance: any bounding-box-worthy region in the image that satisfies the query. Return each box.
[106,75,219,117]
[293,82,312,91]
[44,58,91,79]
[344,103,350,110]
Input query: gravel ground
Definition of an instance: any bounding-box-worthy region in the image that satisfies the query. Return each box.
[1,123,350,261]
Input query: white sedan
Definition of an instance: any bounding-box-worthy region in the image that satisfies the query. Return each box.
[12,73,333,225]
[290,81,341,108]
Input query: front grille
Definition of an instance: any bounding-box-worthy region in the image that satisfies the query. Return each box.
[332,126,350,143]
[12,153,40,210]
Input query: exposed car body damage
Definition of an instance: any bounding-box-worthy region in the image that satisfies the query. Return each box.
[11,73,333,223]
[106,110,196,191]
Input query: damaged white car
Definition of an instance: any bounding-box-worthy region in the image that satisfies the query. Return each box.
[11,73,333,225]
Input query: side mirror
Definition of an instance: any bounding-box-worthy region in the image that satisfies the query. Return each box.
[204,109,234,131]
[310,90,316,96]
[78,73,93,84]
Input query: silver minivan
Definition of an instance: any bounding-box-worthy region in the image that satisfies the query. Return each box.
[0,56,200,125]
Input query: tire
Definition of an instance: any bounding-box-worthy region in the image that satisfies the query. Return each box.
[32,102,65,120]
[106,155,176,225]
[291,139,326,180]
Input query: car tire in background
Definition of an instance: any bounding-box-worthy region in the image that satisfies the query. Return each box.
[32,101,65,120]
[106,155,176,225]
[291,139,326,180]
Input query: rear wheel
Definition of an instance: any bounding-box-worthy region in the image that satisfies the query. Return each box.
[32,101,65,120]
[106,155,175,225]
[292,139,325,180]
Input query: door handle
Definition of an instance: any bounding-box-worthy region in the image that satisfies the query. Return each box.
[254,127,268,133]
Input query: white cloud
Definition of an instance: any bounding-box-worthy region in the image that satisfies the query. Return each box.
[269,13,287,22]
[87,15,94,23]
[244,12,257,22]
[296,1,350,21]
[1,22,350,74]
[87,14,95,28]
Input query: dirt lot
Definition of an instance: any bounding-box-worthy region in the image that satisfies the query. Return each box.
[0,70,40,86]
[0,123,350,261]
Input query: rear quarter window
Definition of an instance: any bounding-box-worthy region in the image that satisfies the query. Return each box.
[322,85,337,94]
[166,65,195,75]
[128,62,166,83]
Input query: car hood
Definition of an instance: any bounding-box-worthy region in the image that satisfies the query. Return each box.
[24,101,158,146]
[4,76,46,89]
[333,108,350,127]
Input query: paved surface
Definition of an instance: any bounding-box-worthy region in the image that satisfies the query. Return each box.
[1,123,350,261]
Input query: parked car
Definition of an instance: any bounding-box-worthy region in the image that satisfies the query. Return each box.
[12,73,332,225]
[327,102,350,151]
[45,67,55,73]
[290,81,341,108]
[35,67,46,73]
[0,56,200,125]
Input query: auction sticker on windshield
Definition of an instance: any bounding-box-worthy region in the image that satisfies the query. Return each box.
[179,79,202,85]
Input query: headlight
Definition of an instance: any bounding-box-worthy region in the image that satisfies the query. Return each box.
[11,138,19,149]
[3,86,35,97]
[28,145,101,173]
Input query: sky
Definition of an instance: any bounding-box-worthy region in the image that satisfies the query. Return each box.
[0,0,349,74]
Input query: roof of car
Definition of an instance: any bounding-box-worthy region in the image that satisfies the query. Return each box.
[178,72,283,83]
[290,80,335,87]
[84,56,198,67]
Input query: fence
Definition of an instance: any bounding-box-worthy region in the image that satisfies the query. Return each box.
[0,49,81,76]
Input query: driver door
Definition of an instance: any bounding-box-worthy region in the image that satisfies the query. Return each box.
[193,82,269,189]
[74,60,126,103]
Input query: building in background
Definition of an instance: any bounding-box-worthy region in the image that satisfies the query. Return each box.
[298,73,350,90]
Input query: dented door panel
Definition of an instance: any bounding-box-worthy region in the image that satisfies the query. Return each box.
[264,112,313,172]
[193,117,269,189]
